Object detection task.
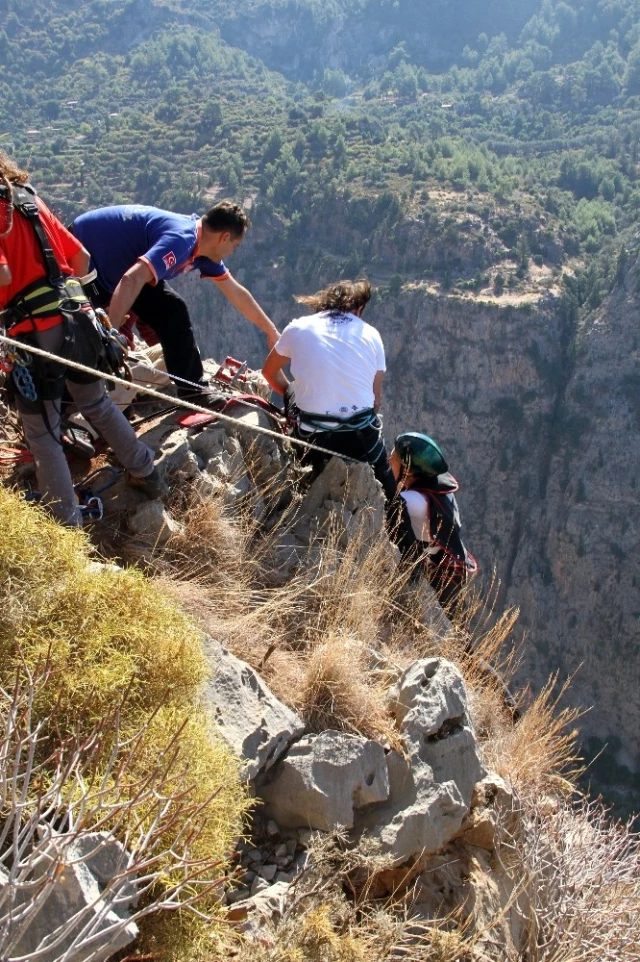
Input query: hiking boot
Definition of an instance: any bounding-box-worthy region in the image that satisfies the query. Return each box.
[125,466,169,500]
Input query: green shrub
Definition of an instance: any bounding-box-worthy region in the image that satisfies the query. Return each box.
[0,487,250,959]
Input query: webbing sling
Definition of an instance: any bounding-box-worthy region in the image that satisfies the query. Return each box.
[12,184,63,286]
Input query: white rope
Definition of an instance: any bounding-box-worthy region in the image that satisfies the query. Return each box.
[0,332,359,461]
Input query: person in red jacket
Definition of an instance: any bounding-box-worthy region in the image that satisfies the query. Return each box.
[0,151,165,526]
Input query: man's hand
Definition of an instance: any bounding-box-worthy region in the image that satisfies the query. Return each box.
[218,274,279,346]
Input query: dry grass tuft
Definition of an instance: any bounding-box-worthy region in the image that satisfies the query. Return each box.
[162,487,252,590]
[293,632,394,742]
[485,674,584,797]
[231,833,476,962]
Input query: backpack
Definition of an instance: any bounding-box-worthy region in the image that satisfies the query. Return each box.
[414,473,478,576]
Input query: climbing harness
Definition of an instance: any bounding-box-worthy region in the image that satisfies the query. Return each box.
[287,402,386,465]
[1,183,131,415]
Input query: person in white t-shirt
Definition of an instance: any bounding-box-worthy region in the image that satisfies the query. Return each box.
[262,278,396,498]
[390,431,478,616]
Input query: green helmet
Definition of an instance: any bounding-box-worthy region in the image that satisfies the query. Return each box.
[395,432,448,478]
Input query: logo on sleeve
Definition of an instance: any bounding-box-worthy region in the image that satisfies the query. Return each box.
[163,251,177,270]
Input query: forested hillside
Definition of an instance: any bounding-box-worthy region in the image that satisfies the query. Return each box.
[2,0,639,809]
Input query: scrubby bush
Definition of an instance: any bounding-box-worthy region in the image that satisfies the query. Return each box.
[0,487,250,960]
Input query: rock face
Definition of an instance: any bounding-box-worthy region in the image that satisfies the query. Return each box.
[260,730,389,831]
[0,832,138,962]
[203,638,305,781]
[254,658,485,864]
[375,284,640,801]
[292,458,387,548]
[355,658,486,864]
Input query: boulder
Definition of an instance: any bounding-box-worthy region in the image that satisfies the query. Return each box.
[222,403,288,488]
[154,429,200,480]
[355,659,486,864]
[259,730,389,831]
[453,774,516,850]
[265,532,307,586]
[128,500,183,549]
[388,658,485,802]
[203,639,305,781]
[191,470,226,501]
[189,425,235,463]
[0,831,138,962]
[204,435,249,485]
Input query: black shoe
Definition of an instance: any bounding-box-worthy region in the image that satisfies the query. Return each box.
[177,388,226,411]
[125,466,169,499]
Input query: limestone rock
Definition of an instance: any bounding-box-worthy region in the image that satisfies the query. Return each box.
[128,500,182,549]
[0,832,138,962]
[293,458,386,546]
[204,435,249,485]
[388,658,485,802]
[203,639,305,781]
[260,730,389,831]
[227,879,292,943]
[189,425,234,463]
[355,659,486,864]
[454,774,516,850]
[222,402,288,488]
[155,429,200,480]
[191,470,226,501]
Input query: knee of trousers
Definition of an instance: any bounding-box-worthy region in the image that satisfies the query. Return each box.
[74,388,113,422]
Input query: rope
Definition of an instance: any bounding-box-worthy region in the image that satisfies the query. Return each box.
[0,332,359,462]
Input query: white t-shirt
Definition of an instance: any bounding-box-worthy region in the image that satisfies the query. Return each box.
[401,489,430,542]
[275,310,385,417]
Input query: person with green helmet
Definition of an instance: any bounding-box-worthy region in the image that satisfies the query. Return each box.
[390,432,478,615]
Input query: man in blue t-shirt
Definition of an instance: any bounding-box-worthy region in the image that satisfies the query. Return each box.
[72,201,279,394]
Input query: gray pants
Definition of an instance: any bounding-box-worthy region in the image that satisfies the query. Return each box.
[17,324,154,526]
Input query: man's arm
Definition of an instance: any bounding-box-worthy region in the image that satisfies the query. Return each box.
[0,264,11,287]
[373,370,384,412]
[107,260,154,329]
[215,274,279,350]
[68,245,91,279]
[262,347,290,396]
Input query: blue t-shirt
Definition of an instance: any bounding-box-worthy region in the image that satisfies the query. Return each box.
[72,205,228,292]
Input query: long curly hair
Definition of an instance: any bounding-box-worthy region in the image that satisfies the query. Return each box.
[0,150,29,186]
[294,278,372,315]
[0,152,29,237]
